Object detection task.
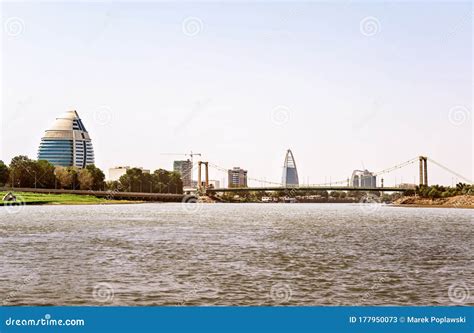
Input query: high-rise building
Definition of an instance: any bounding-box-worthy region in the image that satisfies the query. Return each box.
[37,110,94,168]
[173,160,193,187]
[228,167,247,188]
[351,170,376,188]
[282,149,299,186]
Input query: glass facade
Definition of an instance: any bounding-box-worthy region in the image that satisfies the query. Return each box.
[37,111,95,168]
[38,139,74,167]
[174,160,193,187]
[351,170,377,188]
[282,149,299,186]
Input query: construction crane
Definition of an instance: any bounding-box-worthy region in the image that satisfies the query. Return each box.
[160,151,202,165]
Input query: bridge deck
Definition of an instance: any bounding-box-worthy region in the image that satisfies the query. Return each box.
[206,186,407,193]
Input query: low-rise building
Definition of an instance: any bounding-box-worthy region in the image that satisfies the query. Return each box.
[398,183,417,189]
[108,166,150,181]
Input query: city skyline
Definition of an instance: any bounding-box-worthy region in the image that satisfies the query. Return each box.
[1,2,472,187]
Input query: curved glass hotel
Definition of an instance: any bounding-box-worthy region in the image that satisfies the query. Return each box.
[282,149,299,186]
[38,110,95,168]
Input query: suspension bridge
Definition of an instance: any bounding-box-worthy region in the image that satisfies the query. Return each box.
[2,155,469,202]
[192,156,472,195]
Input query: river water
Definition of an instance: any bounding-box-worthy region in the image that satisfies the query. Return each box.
[0,203,472,306]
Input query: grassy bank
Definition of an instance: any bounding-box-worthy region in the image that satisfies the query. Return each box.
[0,191,140,206]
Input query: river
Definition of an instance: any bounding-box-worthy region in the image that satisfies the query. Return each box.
[0,203,472,306]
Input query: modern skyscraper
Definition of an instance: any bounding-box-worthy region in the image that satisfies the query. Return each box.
[37,110,95,168]
[282,149,299,186]
[173,159,193,187]
[351,170,377,188]
[228,167,248,188]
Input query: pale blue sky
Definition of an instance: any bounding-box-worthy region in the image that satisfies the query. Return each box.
[1,1,472,186]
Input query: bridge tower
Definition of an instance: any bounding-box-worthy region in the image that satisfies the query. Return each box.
[197,161,209,191]
[419,156,428,186]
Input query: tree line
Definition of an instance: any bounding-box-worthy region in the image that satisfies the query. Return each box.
[411,183,473,199]
[0,156,183,194]
[107,167,183,194]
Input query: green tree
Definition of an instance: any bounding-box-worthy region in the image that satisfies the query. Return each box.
[55,167,73,189]
[168,171,183,194]
[85,165,106,190]
[151,169,183,194]
[78,168,94,190]
[35,160,56,188]
[347,190,365,200]
[105,180,123,191]
[153,169,171,191]
[9,155,36,188]
[404,189,415,196]
[142,172,153,193]
[0,160,9,186]
[119,168,144,192]
[9,156,56,189]
[117,167,184,194]
[316,190,329,199]
[55,167,79,189]
[427,187,441,199]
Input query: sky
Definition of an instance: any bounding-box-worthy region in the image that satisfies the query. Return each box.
[1,1,472,186]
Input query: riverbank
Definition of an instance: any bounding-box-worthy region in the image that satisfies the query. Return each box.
[0,191,141,206]
[393,195,473,208]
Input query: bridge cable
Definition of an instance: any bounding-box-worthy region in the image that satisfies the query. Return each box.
[205,156,468,188]
[427,158,473,184]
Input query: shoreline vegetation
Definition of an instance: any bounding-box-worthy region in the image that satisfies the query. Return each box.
[0,191,141,206]
[1,157,472,208]
[0,156,184,195]
[393,195,473,209]
[1,191,472,208]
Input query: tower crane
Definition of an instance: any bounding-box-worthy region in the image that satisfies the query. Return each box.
[160,151,202,165]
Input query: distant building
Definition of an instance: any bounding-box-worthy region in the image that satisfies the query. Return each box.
[228,167,247,188]
[351,170,376,188]
[38,110,94,168]
[282,149,299,186]
[173,160,193,187]
[108,166,150,181]
[208,180,220,189]
[398,183,417,189]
